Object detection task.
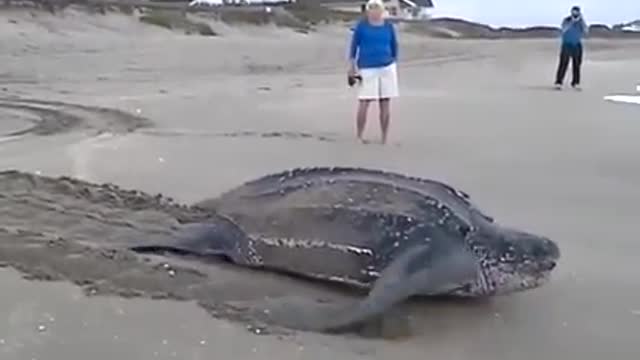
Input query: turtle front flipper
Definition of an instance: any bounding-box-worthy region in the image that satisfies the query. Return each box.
[315,240,478,332]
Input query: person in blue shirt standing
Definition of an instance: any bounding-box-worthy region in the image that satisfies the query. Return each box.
[348,0,398,145]
[554,6,588,90]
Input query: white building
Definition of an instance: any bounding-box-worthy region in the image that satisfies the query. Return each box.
[619,19,639,32]
[188,0,295,6]
[385,0,434,20]
[326,0,434,20]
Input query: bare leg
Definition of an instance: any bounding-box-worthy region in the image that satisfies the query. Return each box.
[356,99,371,142]
[378,98,390,144]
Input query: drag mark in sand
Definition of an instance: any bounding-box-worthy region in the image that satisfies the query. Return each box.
[0,170,340,337]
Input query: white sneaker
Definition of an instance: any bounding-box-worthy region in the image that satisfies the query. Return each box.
[554,84,562,90]
[571,84,582,91]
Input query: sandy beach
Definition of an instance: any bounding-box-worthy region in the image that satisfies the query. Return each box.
[1,5,640,360]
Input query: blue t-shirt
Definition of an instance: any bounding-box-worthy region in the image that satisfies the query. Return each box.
[561,16,588,45]
[349,19,398,69]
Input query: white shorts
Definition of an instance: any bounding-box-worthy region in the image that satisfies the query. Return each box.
[357,62,399,100]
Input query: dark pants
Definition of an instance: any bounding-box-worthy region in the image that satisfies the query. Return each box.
[555,43,583,86]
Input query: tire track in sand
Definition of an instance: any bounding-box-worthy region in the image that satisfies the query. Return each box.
[0,96,153,141]
[0,96,339,180]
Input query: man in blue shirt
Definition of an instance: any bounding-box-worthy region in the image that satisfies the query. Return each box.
[554,6,588,90]
[348,0,398,145]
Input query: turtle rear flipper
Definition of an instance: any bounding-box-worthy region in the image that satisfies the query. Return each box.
[129,220,259,266]
[315,240,478,332]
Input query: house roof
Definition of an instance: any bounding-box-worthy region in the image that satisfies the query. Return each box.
[400,0,434,7]
[318,0,434,8]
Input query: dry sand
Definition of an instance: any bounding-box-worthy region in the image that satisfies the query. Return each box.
[1,6,640,360]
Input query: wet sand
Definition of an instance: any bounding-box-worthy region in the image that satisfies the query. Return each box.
[1,7,640,360]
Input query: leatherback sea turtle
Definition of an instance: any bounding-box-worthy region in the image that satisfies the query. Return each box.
[132,167,560,331]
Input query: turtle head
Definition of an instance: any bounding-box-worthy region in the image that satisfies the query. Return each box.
[464,226,560,296]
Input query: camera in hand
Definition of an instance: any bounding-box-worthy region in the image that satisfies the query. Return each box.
[570,6,581,19]
[348,74,362,87]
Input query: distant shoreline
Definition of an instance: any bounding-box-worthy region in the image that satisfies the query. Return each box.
[405,17,640,39]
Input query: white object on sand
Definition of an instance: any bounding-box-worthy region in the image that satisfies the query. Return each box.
[603,95,640,105]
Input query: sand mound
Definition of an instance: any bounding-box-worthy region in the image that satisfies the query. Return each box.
[0,1,318,35]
